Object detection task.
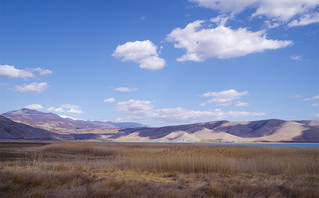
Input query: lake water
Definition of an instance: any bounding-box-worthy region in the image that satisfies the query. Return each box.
[1,140,319,149]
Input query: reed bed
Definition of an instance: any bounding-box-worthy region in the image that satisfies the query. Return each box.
[0,142,318,197]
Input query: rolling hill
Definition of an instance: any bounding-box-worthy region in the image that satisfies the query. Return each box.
[1,108,146,133]
[0,116,63,140]
[1,109,319,142]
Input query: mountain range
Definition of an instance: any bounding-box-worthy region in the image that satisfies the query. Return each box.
[1,108,319,142]
[2,108,146,133]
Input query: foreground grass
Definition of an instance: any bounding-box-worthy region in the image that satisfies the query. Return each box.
[0,142,318,197]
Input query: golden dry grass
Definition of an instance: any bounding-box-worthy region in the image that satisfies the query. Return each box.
[0,142,318,197]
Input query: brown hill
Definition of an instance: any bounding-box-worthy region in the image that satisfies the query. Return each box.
[1,109,319,142]
[1,109,145,133]
[0,116,63,140]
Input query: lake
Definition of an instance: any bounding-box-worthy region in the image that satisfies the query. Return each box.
[1,139,319,149]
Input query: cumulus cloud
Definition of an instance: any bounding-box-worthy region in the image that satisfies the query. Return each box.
[14,82,49,93]
[116,99,265,124]
[0,65,35,79]
[0,65,52,79]
[167,20,292,61]
[24,104,43,110]
[114,87,138,92]
[190,0,319,25]
[290,55,302,61]
[104,98,116,103]
[60,104,83,113]
[112,40,166,70]
[202,89,249,106]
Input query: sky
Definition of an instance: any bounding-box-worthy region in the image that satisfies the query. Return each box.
[0,0,318,127]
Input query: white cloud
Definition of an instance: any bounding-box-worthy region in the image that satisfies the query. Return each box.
[288,13,319,27]
[291,95,302,98]
[15,82,49,93]
[252,0,319,22]
[47,107,65,112]
[312,103,319,107]
[112,40,166,70]
[290,55,302,61]
[24,104,43,110]
[235,101,250,107]
[47,104,83,113]
[199,103,207,107]
[104,98,116,103]
[167,20,292,61]
[67,109,83,114]
[0,65,35,79]
[60,104,80,109]
[117,100,154,116]
[116,99,265,124]
[115,87,138,92]
[61,104,83,114]
[190,0,319,25]
[32,67,53,76]
[189,0,258,15]
[305,95,319,101]
[202,89,249,106]
[314,114,319,119]
[0,65,52,79]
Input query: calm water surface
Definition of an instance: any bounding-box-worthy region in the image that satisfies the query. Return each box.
[1,140,319,149]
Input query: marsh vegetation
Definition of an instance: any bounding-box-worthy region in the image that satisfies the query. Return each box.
[0,142,318,197]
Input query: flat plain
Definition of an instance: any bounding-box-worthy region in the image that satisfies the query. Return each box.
[0,142,318,197]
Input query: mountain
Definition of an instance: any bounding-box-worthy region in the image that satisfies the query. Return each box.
[1,109,145,133]
[1,109,319,142]
[97,119,319,142]
[106,121,148,128]
[0,116,63,140]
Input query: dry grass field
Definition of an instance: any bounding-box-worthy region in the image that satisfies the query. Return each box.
[0,142,318,197]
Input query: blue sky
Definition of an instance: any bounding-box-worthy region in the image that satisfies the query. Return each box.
[0,0,318,126]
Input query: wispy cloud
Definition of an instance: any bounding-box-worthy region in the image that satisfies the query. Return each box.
[116,99,265,124]
[112,40,166,70]
[47,104,83,114]
[288,13,319,27]
[104,98,116,103]
[32,67,53,76]
[305,95,319,101]
[189,0,319,26]
[234,101,250,107]
[290,55,302,61]
[114,87,138,92]
[291,95,302,99]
